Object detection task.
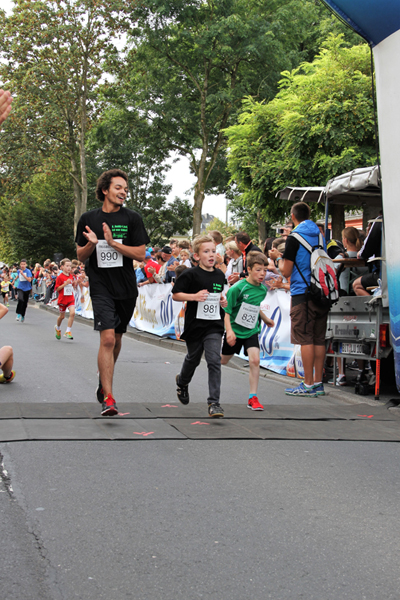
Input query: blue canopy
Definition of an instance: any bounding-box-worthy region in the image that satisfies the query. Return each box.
[322,0,400,46]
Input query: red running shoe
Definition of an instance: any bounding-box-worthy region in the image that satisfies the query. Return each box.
[101,394,118,416]
[247,396,264,411]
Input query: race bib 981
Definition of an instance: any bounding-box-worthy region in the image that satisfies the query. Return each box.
[196,293,220,320]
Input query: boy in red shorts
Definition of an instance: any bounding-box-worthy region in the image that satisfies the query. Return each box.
[54,258,76,340]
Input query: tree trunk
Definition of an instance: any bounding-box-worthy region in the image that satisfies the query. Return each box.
[192,184,205,236]
[256,211,267,248]
[330,204,345,240]
[70,153,83,238]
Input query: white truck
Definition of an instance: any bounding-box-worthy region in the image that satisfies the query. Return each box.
[278,165,393,398]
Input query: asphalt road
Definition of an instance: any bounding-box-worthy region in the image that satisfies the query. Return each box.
[1,302,400,600]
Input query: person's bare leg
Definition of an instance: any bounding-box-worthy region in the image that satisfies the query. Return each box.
[0,346,13,378]
[114,333,123,364]
[98,329,117,397]
[221,354,233,366]
[56,311,65,328]
[314,345,326,383]
[353,277,370,296]
[247,347,260,394]
[67,306,75,329]
[300,344,315,386]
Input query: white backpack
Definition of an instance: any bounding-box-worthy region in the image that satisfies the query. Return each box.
[291,232,339,308]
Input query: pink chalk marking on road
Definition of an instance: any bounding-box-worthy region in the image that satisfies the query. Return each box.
[357,415,374,418]
[133,432,155,437]
[118,413,130,416]
[161,404,178,408]
[191,421,210,426]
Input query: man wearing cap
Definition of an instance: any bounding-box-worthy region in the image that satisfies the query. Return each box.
[153,246,173,283]
[141,251,161,285]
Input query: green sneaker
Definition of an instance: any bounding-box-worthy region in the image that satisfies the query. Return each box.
[55,326,61,340]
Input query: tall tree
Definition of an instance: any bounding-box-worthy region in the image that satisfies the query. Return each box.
[86,107,192,244]
[0,0,134,231]
[0,166,76,264]
[225,35,376,233]
[122,0,325,235]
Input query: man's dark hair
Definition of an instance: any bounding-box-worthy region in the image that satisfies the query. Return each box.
[291,202,310,223]
[235,231,250,245]
[96,169,128,202]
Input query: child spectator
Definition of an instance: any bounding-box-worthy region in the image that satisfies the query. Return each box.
[172,235,228,417]
[221,251,275,410]
[179,249,191,268]
[0,304,15,384]
[1,273,11,306]
[54,258,76,340]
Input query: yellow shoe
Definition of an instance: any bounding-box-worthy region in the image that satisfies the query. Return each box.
[0,370,15,384]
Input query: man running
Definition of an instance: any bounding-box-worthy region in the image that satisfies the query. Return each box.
[75,169,149,416]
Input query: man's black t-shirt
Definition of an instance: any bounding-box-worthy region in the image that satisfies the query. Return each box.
[173,266,225,341]
[75,207,150,299]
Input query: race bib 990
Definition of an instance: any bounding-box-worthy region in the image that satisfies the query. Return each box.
[96,240,123,268]
[196,293,220,320]
[234,302,260,329]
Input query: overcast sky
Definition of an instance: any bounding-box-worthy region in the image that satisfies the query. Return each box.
[1,0,228,222]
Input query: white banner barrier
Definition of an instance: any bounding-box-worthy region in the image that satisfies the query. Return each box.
[47,283,304,377]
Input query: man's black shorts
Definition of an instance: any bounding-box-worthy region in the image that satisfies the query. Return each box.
[91,295,137,334]
[221,332,259,356]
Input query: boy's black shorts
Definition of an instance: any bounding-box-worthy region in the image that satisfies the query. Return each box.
[92,294,137,334]
[221,332,259,356]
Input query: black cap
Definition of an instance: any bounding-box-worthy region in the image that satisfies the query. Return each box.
[161,246,172,254]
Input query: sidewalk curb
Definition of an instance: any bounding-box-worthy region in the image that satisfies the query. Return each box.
[31,300,382,407]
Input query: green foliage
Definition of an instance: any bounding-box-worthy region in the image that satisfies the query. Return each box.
[0,0,135,228]
[225,35,376,223]
[122,0,329,233]
[86,107,192,245]
[0,169,75,264]
[205,217,237,238]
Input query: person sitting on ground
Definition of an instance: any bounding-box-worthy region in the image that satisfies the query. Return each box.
[353,211,383,296]
[0,304,15,384]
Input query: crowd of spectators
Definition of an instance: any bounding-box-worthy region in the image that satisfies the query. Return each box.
[0,259,89,307]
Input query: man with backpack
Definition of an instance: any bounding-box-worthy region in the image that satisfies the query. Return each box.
[269,202,338,397]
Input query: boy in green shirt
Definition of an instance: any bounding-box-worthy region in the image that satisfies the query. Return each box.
[221,251,274,410]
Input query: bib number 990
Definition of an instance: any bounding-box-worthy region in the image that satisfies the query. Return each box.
[96,240,123,268]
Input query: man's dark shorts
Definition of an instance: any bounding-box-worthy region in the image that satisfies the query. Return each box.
[360,271,379,291]
[92,295,137,334]
[221,332,259,356]
[290,299,329,346]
